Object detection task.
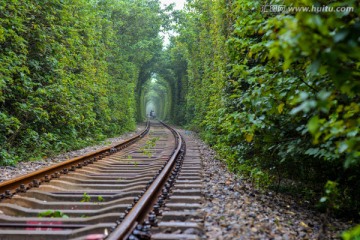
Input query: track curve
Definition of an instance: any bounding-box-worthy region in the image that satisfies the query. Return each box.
[0,121,204,240]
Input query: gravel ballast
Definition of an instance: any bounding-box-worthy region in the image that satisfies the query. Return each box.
[1,125,355,239]
[181,131,354,240]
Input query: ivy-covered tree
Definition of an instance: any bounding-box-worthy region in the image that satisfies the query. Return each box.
[167,0,360,218]
[0,0,164,165]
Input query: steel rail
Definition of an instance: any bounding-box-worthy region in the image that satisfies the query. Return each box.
[0,121,150,199]
[106,121,183,240]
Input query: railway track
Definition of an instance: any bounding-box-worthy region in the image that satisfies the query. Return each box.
[0,121,204,240]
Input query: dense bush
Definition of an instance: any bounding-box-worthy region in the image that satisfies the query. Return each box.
[0,0,163,165]
[166,0,360,218]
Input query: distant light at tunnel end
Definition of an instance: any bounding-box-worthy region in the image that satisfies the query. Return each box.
[160,0,185,10]
[160,0,186,47]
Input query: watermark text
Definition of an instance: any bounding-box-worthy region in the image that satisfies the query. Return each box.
[261,5,354,13]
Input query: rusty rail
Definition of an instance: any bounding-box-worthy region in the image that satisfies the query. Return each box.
[0,121,150,199]
[0,121,204,240]
[106,121,183,240]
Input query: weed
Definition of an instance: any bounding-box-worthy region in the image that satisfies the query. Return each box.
[38,210,69,218]
[81,192,91,202]
[140,137,159,158]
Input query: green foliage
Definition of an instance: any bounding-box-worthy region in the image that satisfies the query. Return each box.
[166,0,360,218]
[140,137,160,158]
[38,210,69,218]
[250,168,273,189]
[97,196,104,203]
[139,76,172,121]
[0,0,164,165]
[80,192,91,203]
[319,180,341,212]
[343,225,360,240]
[147,137,160,148]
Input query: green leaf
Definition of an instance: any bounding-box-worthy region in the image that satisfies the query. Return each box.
[342,224,360,240]
[307,116,320,135]
[277,103,285,114]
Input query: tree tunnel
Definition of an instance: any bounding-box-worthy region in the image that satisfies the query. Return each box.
[138,74,172,121]
[134,45,188,124]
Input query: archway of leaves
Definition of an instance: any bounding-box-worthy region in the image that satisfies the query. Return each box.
[0,0,164,165]
[139,75,172,121]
